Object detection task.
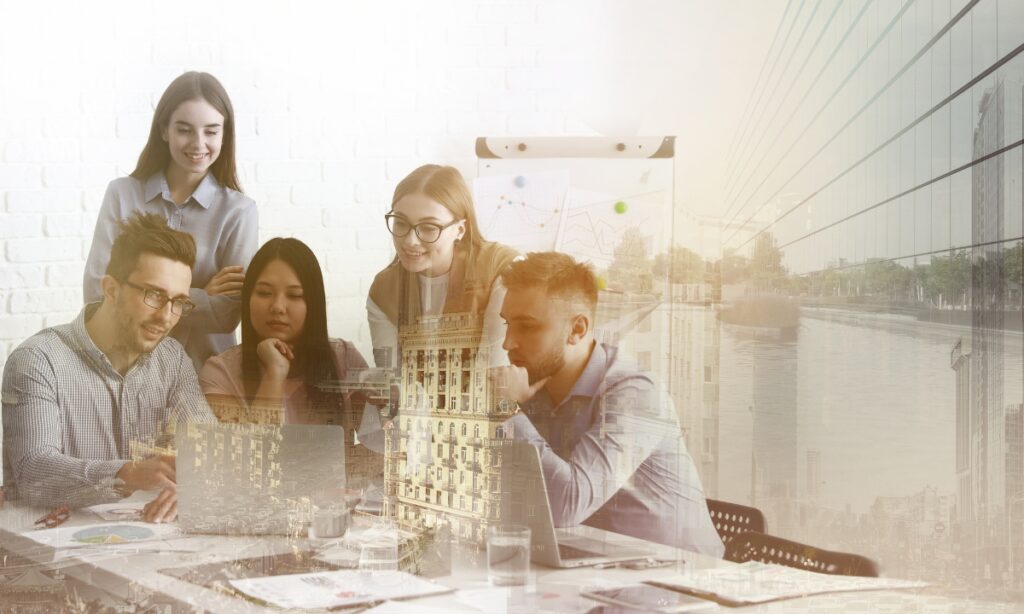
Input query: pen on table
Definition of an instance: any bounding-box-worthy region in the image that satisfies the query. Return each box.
[35,506,71,529]
[593,557,645,569]
[593,557,680,570]
[623,557,677,570]
[79,545,197,555]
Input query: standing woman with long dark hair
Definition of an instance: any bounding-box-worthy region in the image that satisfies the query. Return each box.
[84,71,257,369]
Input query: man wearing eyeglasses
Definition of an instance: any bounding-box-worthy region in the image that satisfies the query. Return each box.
[2,213,215,521]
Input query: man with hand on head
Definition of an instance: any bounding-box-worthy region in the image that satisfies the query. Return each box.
[2,213,215,522]
[493,252,724,557]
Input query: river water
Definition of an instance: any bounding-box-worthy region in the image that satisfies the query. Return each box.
[717,307,1024,514]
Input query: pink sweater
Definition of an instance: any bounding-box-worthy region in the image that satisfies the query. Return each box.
[199,339,367,424]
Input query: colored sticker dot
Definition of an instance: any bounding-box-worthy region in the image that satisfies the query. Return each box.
[614,201,628,214]
[514,175,527,188]
[597,276,608,290]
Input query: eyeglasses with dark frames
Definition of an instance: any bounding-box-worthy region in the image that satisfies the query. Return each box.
[384,213,462,244]
[119,279,196,317]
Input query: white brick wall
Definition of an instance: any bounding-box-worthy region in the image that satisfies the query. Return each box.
[0,0,699,368]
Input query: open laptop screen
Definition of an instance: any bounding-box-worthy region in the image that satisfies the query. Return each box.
[176,423,346,535]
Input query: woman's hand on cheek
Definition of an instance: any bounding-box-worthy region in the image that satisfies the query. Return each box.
[257,337,293,380]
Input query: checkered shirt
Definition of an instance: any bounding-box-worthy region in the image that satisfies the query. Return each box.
[2,304,215,508]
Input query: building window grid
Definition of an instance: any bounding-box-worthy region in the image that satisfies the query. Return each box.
[725,5,1024,276]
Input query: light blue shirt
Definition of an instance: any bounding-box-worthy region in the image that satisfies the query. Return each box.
[84,172,258,370]
[506,342,725,557]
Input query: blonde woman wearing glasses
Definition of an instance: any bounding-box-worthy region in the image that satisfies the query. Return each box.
[367,164,518,371]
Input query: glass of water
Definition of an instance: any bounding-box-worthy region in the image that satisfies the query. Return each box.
[358,524,400,573]
[487,524,531,586]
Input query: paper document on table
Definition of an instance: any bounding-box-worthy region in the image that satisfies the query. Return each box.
[364,600,454,613]
[24,521,182,550]
[456,584,597,614]
[229,570,453,609]
[52,541,201,563]
[647,562,929,606]
[86,500,145,521]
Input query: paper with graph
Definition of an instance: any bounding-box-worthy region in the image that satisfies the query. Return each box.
[473,171,569,253]
[24,521,182,550]
[473,172,668,268]
[230,570,452,609]
[559,186,665,269]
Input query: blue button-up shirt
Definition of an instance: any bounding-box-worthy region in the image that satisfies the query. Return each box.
[506,342,724,557]
[84,172,258,370]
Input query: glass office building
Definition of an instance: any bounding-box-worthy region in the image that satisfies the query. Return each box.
[718,0,1023,585]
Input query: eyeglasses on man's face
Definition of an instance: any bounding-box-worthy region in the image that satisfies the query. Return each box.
[119,278,196,317]
[384,213,462,244]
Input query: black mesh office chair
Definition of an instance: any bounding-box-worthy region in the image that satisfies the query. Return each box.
[725,531,880,577]
[706,499,766,547]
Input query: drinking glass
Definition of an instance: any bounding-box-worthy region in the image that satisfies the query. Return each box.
[487,524,531,586]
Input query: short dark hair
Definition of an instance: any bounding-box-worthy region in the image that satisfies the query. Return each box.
[501,252,599,314]
[105,212,197,280]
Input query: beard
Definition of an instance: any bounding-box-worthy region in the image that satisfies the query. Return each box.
[113,298,167,355]
[526,343,566,385]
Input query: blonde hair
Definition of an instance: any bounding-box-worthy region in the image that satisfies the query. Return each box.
[501,252,599,317]
[391,164,485,254]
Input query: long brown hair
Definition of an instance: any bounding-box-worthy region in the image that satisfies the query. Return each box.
[390,164,486,258]
[241,238,333,406]
[130,71,242,192]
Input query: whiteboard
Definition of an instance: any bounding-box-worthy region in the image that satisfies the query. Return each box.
[474,137,676,270]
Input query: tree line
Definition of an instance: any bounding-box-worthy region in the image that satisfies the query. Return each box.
[604,228,1024,309]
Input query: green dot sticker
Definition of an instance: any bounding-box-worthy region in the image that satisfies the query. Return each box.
[614,201,628,214]
[597,276,608,290]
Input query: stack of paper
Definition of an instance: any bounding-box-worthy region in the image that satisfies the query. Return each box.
[229,570,452,609]
[86,500,145,521]
[647,562,928,606]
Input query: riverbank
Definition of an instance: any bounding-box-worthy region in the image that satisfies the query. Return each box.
[799,296,1024,332]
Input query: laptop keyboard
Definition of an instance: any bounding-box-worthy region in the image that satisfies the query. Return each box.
[558,542,603,560]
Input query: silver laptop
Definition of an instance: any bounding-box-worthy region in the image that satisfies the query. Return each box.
[176,423,346,535]
[499,441,648,568]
